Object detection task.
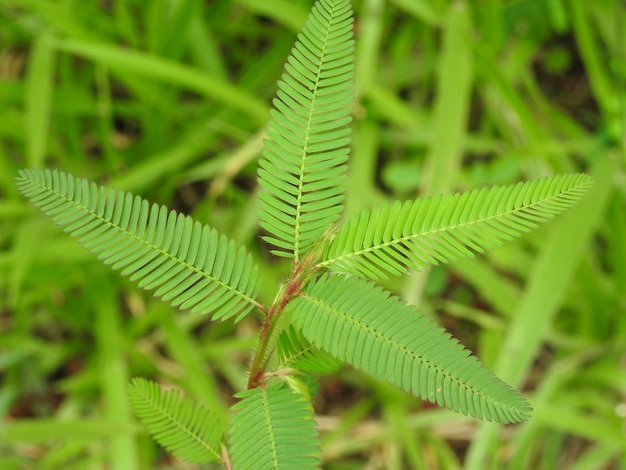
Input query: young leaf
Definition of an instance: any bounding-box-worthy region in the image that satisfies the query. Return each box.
[290,274,533,423]
[284,375,322,404]
[127,378,224,463]
[258,0,355,261]
[15,168,261,321]
[320,174,594,280]
[229,382,320,469]
[277,324,340,374]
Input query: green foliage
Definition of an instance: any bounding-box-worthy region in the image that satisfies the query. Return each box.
[229,383,319,469]
[291,275,531,423]
[258,0,354,260]
[15,168,260,322]
[277,324,340,374]
[127,378,224,463]
[10,0,602,467]
[321,174,594,279]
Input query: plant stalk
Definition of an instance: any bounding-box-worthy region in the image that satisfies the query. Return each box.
[247,257,319,389]
[246,232,330,389]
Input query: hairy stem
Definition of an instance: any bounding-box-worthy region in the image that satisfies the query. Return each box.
[247,261,318,388]
[246,230,333,389]
[221,444,232,470]
[247,278,300,389]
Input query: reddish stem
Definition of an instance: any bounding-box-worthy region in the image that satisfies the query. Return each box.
[246,261,308,389]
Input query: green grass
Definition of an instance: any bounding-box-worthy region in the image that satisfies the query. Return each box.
[1,0,625,468]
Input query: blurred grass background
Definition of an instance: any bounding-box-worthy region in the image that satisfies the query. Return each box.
[1,0,625,468]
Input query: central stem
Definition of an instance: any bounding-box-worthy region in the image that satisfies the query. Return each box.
[246,266,304,389]
[246,229,332,390]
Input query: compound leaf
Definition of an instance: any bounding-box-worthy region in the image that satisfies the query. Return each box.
[229,382,319,469]
[16,168,261,321]
[321,174,594,279]
[291,274,533,423]
[258,0,355,261]
[277,324,340,374]
[127,378,224,463]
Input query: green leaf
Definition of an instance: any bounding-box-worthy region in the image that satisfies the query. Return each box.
[229,382,320,469]
[56,38,268,125]
[25,32,56,168]
[277,324,340,374]
[290,274,533,423]
[284,375,321,404]
[321,174,594,279]
[15,168,260,321]
[127,378,223,463]
[258,0,355,261]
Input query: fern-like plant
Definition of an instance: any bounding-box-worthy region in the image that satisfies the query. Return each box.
[16,0,594,467]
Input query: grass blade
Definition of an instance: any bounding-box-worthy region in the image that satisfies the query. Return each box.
[24,32,56,168]
[56,38,268,124]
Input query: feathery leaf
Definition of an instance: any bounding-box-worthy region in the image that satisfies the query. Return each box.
[321,174,594,279]
[16,168,261,321]
[127,378,224,463]
[229,382,320,469]
[277,324,340,374]
[258,0,355,261]
[291,275,533,423]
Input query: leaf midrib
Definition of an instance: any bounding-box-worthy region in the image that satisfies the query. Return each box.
[299,291,523,417]
[260,387,280,468]
[293,1,339,262]
[319,184,585,269]
[28,176,260,312]
[141,388,220,460]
